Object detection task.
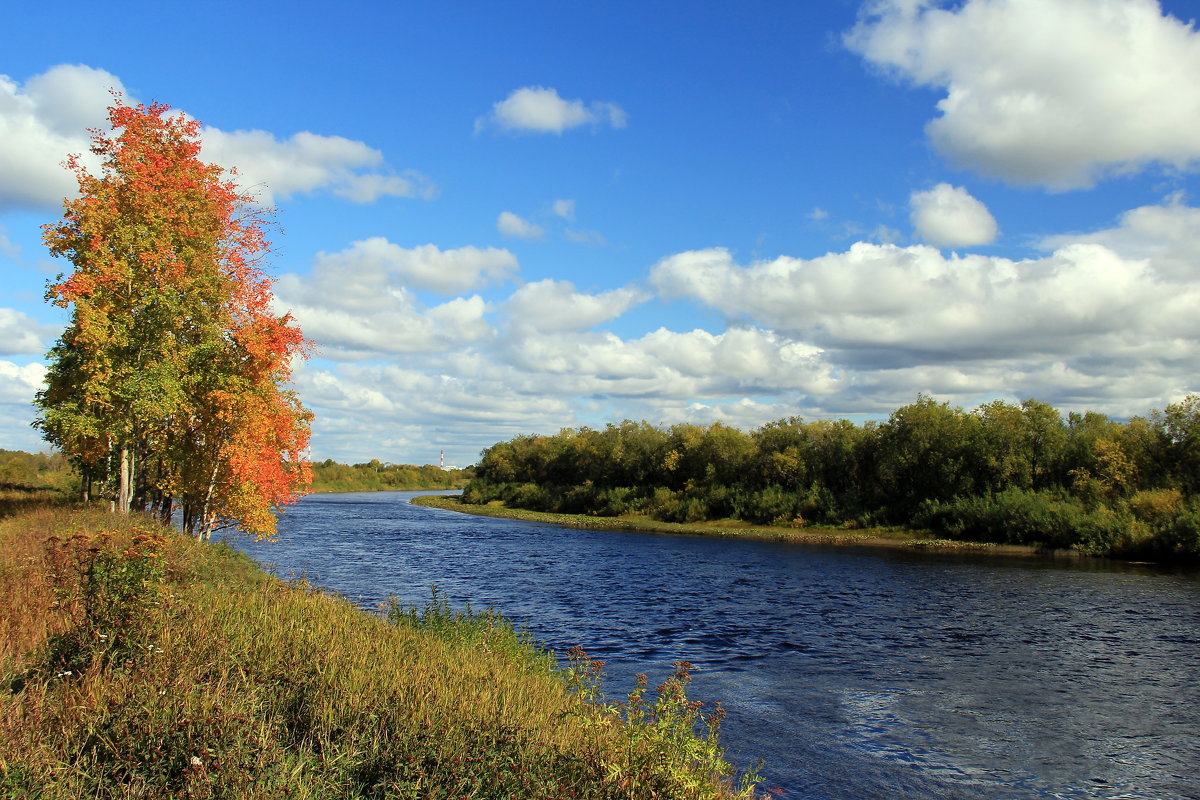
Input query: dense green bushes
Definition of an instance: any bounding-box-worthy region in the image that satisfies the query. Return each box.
[464,396,1200,561]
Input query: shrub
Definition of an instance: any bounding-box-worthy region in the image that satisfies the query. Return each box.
[1151,500,1200,559]
[35,528,168,678]
[594,486,641,516]
[734,485,798,525]
[915,488,1128,551]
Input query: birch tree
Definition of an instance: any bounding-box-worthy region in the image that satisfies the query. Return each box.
[37,98,311,539]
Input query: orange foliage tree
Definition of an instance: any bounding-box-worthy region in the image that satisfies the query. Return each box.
[37,98,311,540]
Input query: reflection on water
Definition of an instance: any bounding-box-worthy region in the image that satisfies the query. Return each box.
[226,491,1200,799]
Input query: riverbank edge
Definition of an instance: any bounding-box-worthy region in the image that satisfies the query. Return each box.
[411,494,1089,560]
[0,504,760,798]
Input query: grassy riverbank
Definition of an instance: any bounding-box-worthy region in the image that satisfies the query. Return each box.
[412,495,1057,558]
[0,505,760,799]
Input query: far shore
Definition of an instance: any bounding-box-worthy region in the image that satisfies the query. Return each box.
[307,484,467,494]
[410,494,1096,562]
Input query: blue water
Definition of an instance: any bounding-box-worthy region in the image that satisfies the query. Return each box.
[226,491,1200,799]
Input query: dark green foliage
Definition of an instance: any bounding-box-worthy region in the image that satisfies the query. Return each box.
[914,489,1119,550]
[466,397,1200,562]
[1157,501,1200,555]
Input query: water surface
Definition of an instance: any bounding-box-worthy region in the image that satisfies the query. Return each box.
[227,491,1200,799]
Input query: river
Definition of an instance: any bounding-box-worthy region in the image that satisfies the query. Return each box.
[224,491,1200,799]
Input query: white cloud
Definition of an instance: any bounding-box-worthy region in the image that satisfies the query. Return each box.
[276,288,493,361]
[0,360,45,404]
[910,183,998,246]
[0,64,432,212]
[846,0,1200,188]
[505,279,647,332]
[0,308,56,356]
[553,199,576,219]
[272,240,510,360]
[199,128,436,207]
[648,237,1198,367]
[0,64,119,210]
[302,238,518,296]
[296,360,576,464]
[497,326,836,399]
[478,86,628,134]
[1039,193,1200,280]
[496,211,545,240]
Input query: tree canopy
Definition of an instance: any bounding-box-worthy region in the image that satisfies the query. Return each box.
[37,98,312,540]
[463,396,1200,561]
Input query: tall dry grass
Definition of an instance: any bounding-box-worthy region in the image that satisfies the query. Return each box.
[1,506,761,799]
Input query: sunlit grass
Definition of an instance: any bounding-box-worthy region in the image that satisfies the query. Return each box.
[0,485,74,519]
[0,504,761,799]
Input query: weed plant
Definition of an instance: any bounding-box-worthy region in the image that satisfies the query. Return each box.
[1,506,761,799]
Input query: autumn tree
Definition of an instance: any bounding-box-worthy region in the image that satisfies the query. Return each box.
[37,97,311,540]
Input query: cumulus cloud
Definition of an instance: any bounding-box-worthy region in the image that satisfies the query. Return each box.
[910,183,998,246]
[0,308,57,356]
[497,326,836,400]
[272,197,1200,462]
[1039,193,1200,280]
[199,128,436,207]
[478,86,627,134]
[272,239,513,360]
[295,359,578,463]
[648,237,1199,368]
[496,211,545,240]
[276,286,492,361]
[301,238,518,296]
[0,64,432,212]
[0,64,120,210]
[0,360,45,404]
[504,279,647,332]
[846,0,1200,188]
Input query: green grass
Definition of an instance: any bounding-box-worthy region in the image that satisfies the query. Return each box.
[0,505,761,799]
[412,494,1026,555]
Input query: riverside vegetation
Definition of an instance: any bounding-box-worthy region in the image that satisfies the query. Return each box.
[309,460,473,494]
[462,396,1200,563]
[0,471,762,799]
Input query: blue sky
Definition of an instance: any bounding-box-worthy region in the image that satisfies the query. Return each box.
[3,0,1200,466]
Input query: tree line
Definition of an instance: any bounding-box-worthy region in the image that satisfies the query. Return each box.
[0,450,73,492]
[464,396,1200,560]
[309,459,473,493]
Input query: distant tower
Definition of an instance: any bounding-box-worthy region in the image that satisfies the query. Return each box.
[440,449,445,469]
